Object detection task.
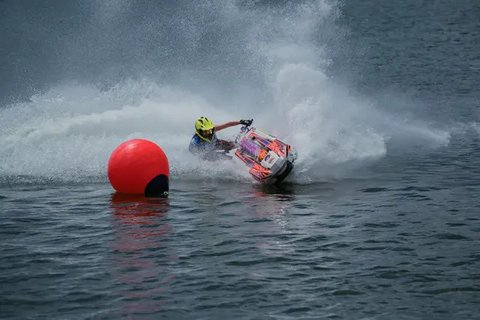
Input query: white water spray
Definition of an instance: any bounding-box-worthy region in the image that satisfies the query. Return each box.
[0,0,450,184]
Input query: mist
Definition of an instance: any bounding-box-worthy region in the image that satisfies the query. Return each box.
[0,0,451,184]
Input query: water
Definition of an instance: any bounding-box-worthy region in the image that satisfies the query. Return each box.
[1,0,480,319]
[2,177,479,319]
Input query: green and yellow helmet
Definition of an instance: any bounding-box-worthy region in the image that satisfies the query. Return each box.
[195,116,215,142]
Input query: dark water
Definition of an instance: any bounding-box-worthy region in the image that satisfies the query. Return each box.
[1,0,480,319]
[2,170,479,319]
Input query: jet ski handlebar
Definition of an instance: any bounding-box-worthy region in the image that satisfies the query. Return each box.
[239,119,254,133]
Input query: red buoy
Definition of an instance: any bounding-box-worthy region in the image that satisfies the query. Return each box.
[108,139,169,197]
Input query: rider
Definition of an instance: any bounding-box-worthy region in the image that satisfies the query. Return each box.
[189,116,253,160]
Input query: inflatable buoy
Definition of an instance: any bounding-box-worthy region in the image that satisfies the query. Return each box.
[108,139,169,197]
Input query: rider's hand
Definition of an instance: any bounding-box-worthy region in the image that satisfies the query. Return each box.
[240,119,253,126]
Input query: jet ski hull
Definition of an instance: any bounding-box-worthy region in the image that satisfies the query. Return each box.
[234,127,297,184]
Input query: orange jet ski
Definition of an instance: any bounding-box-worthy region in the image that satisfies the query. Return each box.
[234,121,297,184]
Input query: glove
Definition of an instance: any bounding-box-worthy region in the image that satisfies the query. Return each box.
[240,119,253,126]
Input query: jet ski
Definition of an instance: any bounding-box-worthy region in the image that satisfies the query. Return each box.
[234,121,297,184]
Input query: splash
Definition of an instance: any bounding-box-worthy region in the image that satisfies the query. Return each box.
[0,81,247,183]
[0,0,450,184]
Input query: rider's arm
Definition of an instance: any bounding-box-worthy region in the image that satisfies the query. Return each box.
[214,121,241,132]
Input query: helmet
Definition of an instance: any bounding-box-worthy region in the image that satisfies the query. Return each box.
[195,116,215,142]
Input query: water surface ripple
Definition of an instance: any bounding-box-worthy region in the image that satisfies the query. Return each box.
[1,175,479,319]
